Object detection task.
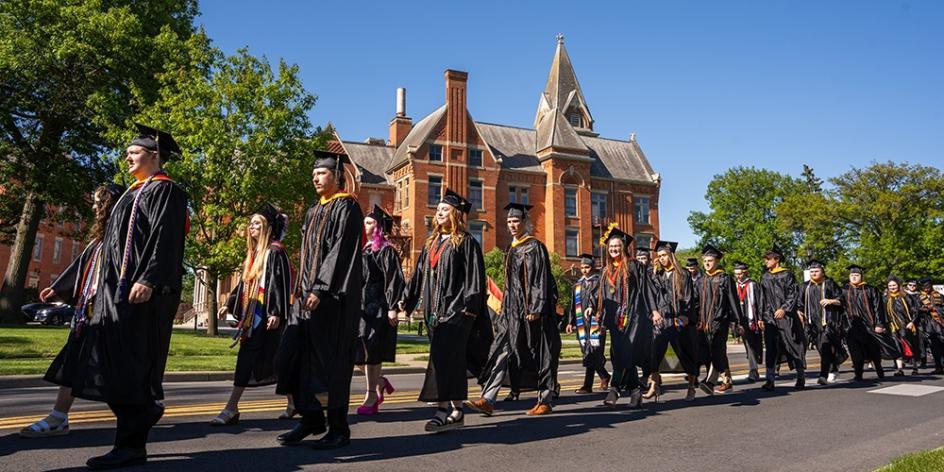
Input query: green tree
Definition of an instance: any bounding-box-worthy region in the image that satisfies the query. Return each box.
[482,247,571,318]
[688,167,807,279]
[0,0,199,322]
[134,45,320,335]
[484,247,505,289]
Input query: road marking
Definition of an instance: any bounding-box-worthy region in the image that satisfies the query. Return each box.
[868,384,944,397]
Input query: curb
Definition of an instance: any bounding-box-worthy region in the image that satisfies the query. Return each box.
[0,359,590,390]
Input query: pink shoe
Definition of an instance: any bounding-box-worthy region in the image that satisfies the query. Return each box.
[356,403,379,415]
[376,377,395,406]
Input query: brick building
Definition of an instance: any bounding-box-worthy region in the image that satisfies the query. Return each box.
[338,36,661,271]
[0,214,86,293]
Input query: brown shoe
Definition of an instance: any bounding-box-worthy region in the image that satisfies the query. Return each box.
[462,398,494,417]
[526,403,552,415]
[599,377,610,391]
[715,382,733,393]
[574,387,593,394]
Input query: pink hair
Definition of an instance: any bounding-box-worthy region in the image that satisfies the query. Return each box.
[366,223,391,252]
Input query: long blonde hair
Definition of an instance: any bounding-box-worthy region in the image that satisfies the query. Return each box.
[425,206,466,251]
[242,214,273,283]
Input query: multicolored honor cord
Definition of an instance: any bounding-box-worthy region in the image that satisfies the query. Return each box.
[115,173,163,301]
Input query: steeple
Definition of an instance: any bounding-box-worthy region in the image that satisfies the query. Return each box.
[533,34,594,134]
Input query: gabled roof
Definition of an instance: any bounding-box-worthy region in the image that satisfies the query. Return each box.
[385,104,447,173]
[535,108,588,154]
[533,36,593,130]
[339,141,395,185]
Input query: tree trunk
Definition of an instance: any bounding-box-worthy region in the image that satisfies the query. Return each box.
[0,192,45,323]
[205,271,219,336]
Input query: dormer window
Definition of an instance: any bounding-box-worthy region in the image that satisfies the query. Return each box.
[567,112,581,127]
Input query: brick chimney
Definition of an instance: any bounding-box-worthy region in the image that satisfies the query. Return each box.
[444,70,468,145]
[389,87,412,147]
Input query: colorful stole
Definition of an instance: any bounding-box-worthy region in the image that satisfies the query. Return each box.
[73,241,104,337]
[574,281,600,348]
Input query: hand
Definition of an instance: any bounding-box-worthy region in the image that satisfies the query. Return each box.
[585,307,593,318]
[387,310,399,327]
[526,313,539,322]
[565,324,573,334]
[774,308,785,320]
[874,326,885,334]
[462,310,476,317]
[679,315,689,327]
[651,310,663,327]
[128,283,153,304]
[906,322,915,331]
[304,293,320,311]
[397,300,405,312]
[217,306,228,320]
[757,320,765,331]
[39,287,55,302]
[266,316,281,330]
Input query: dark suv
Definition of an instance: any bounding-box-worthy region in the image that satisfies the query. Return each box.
[22,302,74,326]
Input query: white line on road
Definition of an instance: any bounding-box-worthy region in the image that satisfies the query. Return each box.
[867,384,944,397]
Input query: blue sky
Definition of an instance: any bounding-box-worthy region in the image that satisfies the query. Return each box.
[199,0,943,248]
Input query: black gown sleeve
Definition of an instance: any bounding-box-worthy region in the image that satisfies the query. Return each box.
[49,241,97,304]
[266,245,292,320]
[724,275,743,324]
[137,181,189,290]
[402,245,428,315]
[225,280,242,314]
[378,246,405,311]
[461,235,486,316]
[308,199,363,299]
[525,242,552,316]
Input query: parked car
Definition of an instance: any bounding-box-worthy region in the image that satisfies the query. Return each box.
[22,302,74,326]
[224,312,240,328]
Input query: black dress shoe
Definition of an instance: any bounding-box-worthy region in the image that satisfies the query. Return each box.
[795,377,806,390]
[311,430,350,450]
[761,380,775,391]
[86,447,147,470]
[277,423,326,445]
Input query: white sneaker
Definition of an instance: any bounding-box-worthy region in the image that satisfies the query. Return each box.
[827,372,838,383]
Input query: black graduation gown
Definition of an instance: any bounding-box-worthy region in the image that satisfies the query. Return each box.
[654,267,698,374]
[800,278,849,367]
[694,270,742,367]
[225,243,292,387]
[760,269,806,367]
[735,278,765,364]
[486,238,559,393]
[598,260,653,392]
[71,178,189,404]
[276,195,363,412]
[917,291,944,338]
[355,244,404,365]
[43,241,103,387]
[843,283,899,360]
[883,293,921,361]
[566,273,603,364]
[402,232,486,402]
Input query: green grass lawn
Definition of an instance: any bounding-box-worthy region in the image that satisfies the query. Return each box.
[0,326,424,375]
[876,446,944,472]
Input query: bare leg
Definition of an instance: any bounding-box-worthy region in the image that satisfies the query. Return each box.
[54,386,75,413]
[362,364,380,406]
[224,386,245,413]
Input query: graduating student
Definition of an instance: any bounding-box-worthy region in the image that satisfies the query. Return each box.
[884,277,922,376]
[276,151,363,449]
[733,261,764,383]
[565,253,610,394]
[694,245,742,394]
[210,204,293,426]
[842,265,890,381]
[354,205,405,415]
[597,225,656,409]
[649,240,699,401]
[686,258,702,283]
[70,124,189,469]
[799,260,847,385]
[759,247,806,391]
[467,203,559,416]
[916,279,944,374]
[20,183,124,439]
[401,189,486,432]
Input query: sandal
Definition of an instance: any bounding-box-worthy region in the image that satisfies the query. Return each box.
[425,408,456,433]
[209,409,240,426]
[19,415,69,438]
[603,389,620,409]
[278,405,297,420]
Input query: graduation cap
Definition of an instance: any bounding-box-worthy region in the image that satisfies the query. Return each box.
[685,258,699,268]
[313,149,350,173]
[604,227,631,246]
[254,202,287,242]
[918,277,932,286]
[905,278,918,285]
[131,123,182,161]
[701,244,723,259]
[99,183,125,199]
[847,264,864,274]
[807,259,825,270]
[763,246,785,260]
[654,240,678,253]
[441,189,472,214]
[634,237,652,254]
[578,253,595,266]
[504,202,533,219]
[733,261,749,271]
[367,204,395,233]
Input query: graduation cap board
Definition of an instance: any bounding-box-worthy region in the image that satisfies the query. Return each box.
[701,244,723,259]
[685,258,699,268]
[847,264,864,274]
[807,259,825,270]
[100,183,125,199]
[313,150,350,173]
[733,261,749,271]
[441,189,472,214]
[367,204,395,233]
[764,246,785,260]
[578,253,595,266]
[254,202,287,242]
[654,240,678,253]
[504,202,534,219]
[132,123,182,161]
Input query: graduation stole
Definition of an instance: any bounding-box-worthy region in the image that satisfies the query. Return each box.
[116,172,173,301]
[845,285,875,325]
[920,292,944,327]
[698,273,720,332]
[233,248,272,347]
[296,196,350,298]
[574,279,600,347]
[885,293,911,333]
[737,279,756,322]
[601,263,632,331]
[805,281,827,327]
[73,241,104,337]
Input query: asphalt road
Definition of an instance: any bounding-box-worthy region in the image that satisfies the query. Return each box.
[1,351,943,471]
